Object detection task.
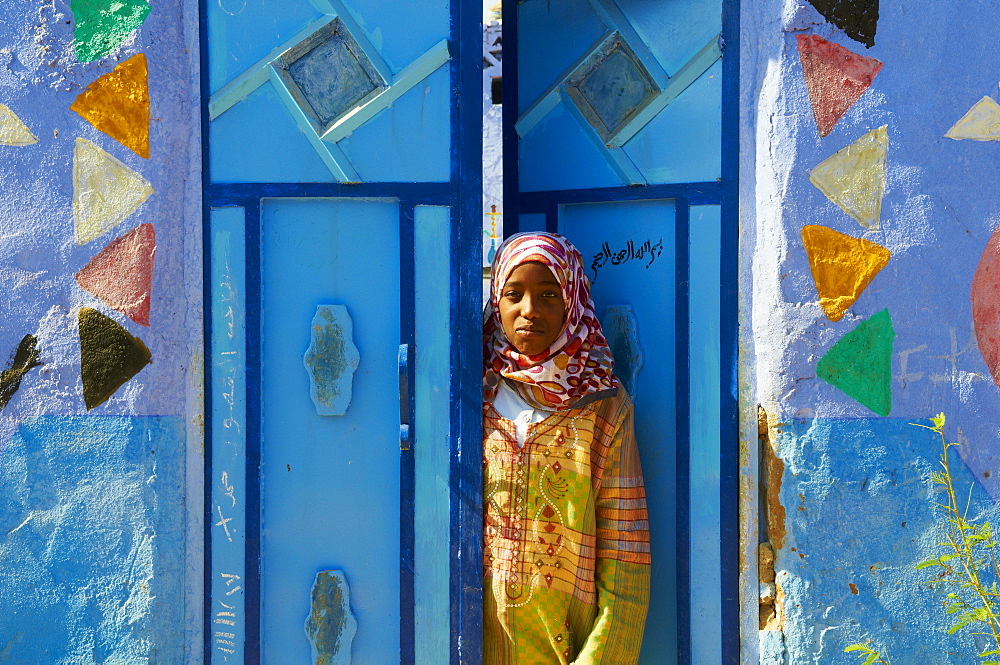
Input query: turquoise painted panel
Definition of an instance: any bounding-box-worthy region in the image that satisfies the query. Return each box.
[209,207,248,663]
[559,200,677,664]
[413,205,451,663]
[622,59,722,184]
[0,416,186,663]
[520,102,622,192]
[688,205,722,664]
[617,0,721,74]
[208,1,320,92]
[338,66,450,183]
[338,0,449,72]
[260,198,400,663]
[210,83,335,183]
[517,0,606,115]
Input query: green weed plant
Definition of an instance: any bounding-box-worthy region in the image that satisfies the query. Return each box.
[846,413,1000,664]
[912,413,1000,664]
[844,641,891,664]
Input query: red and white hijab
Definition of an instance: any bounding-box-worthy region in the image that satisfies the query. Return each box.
[483,232,619,411]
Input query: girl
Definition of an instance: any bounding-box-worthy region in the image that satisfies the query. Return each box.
[482,233,650,664]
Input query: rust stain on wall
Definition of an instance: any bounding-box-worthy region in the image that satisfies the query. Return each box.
[760,407,787,549]
[758,407,788,632]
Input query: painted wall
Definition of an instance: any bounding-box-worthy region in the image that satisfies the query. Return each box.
[0,0,202,661]
[742,1,1000,663]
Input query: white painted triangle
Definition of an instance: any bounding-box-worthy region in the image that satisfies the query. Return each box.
[0,104,38,146]
[73,138,154,245]
[809,125,888,230]
[945,96,1000,141]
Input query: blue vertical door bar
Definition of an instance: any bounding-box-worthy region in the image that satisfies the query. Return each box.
[719,1,741,662]
[243,199,263,665]
[399,202,417,665]
[673,199,692,664]
[450,0,485,660]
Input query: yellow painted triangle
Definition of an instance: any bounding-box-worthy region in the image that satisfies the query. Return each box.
[0,104,38,146]
[809,125,888,231]
[945,96,1000,141]
[73,138,153,246]
[70,53,150,158]
[802,224,890,322]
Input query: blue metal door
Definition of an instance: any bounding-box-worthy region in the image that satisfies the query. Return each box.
[203,1,482,663]
[506,0,739,662]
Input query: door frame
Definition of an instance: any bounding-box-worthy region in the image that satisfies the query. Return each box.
[198,0,484,662]
[501,0,741,661]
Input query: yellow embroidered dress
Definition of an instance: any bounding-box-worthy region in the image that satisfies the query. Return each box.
[483,389,650,664]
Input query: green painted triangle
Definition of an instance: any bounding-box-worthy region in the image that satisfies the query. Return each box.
[816,308,894,416]
[70,0,151,63]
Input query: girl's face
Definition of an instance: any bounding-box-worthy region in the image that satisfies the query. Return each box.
[498,261,566,356]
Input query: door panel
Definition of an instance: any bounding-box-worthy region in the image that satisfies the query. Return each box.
[260,198,400,662]
[559,200,678,663]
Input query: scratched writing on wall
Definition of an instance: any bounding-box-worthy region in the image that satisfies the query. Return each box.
[214,573,242,658]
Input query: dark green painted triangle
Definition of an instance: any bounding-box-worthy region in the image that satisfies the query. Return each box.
[807,0,879,48]
[79,307,151,410]
[817,308,894,415]
[70,0,151,63]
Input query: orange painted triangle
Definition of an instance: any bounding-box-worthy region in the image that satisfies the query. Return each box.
[802,224,890,321]
[76,223,156,326]
[796,34,883,138]
[70,53,150,158]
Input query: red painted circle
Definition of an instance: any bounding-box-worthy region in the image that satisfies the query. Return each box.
[972,222,1000,387]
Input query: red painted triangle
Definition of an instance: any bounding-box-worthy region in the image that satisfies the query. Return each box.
[76,223,155,326]
[796,34,883,137]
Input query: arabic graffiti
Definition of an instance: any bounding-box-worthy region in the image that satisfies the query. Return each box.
[591,238,664,282]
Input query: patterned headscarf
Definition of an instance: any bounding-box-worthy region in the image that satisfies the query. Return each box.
[484,232,619,411]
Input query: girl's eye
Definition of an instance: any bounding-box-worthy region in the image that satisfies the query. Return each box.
[503,291,520,299]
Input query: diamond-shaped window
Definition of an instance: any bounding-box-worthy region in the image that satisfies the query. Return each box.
[564,34,659,142]
[275,18,387,135]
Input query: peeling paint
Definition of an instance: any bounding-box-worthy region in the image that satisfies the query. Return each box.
[302,304,360,416]
[304,570,357,665]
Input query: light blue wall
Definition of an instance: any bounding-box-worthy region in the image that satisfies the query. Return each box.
[0,0,202,661]
[743,1,1000,662]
